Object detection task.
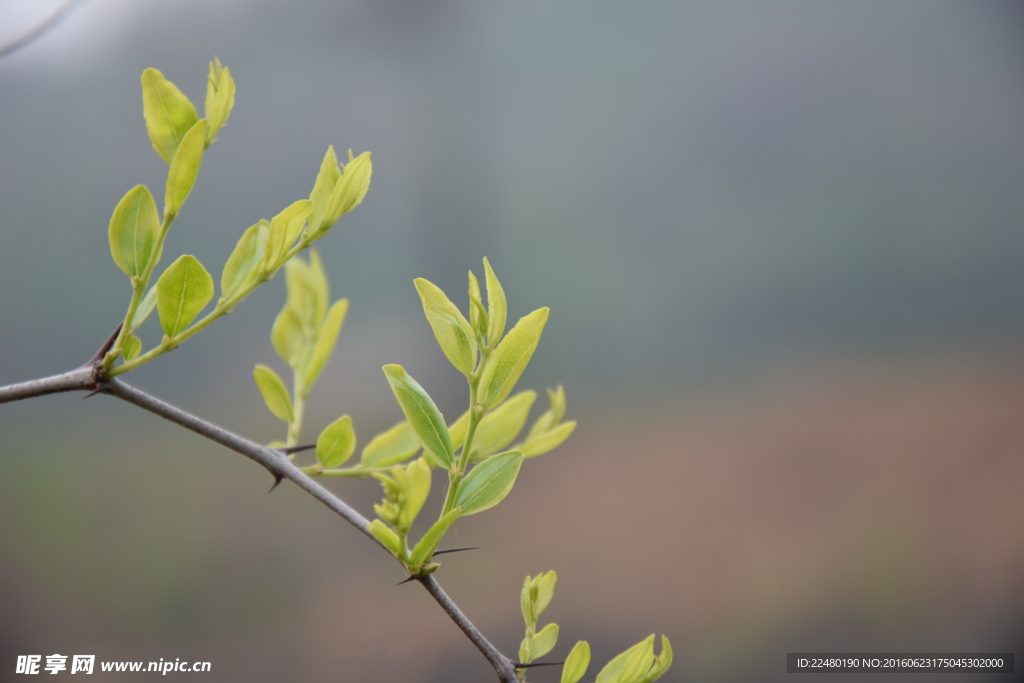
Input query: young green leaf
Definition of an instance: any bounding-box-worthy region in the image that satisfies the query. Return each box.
[468,270,488,341]
[306,250,330,328]
[562,641,592,683]
[302,298,349,389]
[262,199,313,273]
[362,421,420,469]
[409,507,461,566]
[521,575,536,629]
[482,257,507,344]
[156,254,214,337]
[454,451,524,516]
[524,623,559,662]
[271,306,305,369]
[527,385,567,440]
[141,68,199,164]
[595,635,655,683]
[534,570,557,619]
[469,390,536,460]
[320,151,372,230]
[414,278,477,376]
[316,415,356,468]
[369,519,401,557]
[283,257,320,333]
[220,221,270,300]
[253,364,294,423]
[164,119,208,217]
[399,457,432,530]
[477,308,549,410]
[122,335,142,361]
[519,421,577,458]
[204,57,235,144]
[309,146,342,233]
[108,185,159,278]
[636,637,672,683]
[130,285,158,329]
[382,365,454,468]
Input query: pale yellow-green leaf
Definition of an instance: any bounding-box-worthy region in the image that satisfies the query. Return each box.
[534,570,557,619]
[482,257,507,344]
[519,421,576,458]
[399,457,431,530]
[527,385,568,441]
[108,185,159,278]
[636,637,672,683]
[521,575,535,628]
[271,306,305,369]
[562,641,591,683]
[383,365,454,468]
[204,57,235,144]
[253,364,293,423]
[164,119,207,217]
[415,278,477,376]
[262,199,313,273]
[527,623,559,662]
[455,451,523,515]
[303,298,348,389]
[130,285,158,329]
[316,415,356,468]
[283,256,321,333]
[468,270,488,341]
[123,335,142,361]
[470,390,536,460]
[156,254,213,337]
[362,421,420,469]
[409,507,461,567]
[595,635,655,683]
[220,220,270,301]
[309,146,342,233]
[320,151,372,229]
[141,68,198,164]
[369,519,401,557]
[477,308,549,410]
[307,250,330,328]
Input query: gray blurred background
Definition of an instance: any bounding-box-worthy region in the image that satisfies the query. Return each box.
[1,1,1023,681]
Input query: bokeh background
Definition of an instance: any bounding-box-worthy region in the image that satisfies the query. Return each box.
[2,1,1023,681]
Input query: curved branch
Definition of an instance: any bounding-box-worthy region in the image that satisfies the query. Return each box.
[0,0,84,59]
[0,369,520,681]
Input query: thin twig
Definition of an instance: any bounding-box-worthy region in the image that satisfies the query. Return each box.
[0,368,521,682]
[0,0,85,59]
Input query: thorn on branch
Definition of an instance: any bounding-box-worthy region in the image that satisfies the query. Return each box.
[513,661,565,669]
[277,443,316,455]
[432,546,479,556]
[396,575,417,586]
[80,323,122,374]
[81,383,107,399]
[267,473,284,493]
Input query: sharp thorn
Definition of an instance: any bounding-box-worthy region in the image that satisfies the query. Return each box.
[81,384,106,399]
[267,474,283,493]
[432,546,479,557]
[278,443,316,455]
[513,662,565,669]
[80,323,123,370]
[396,575,417,586]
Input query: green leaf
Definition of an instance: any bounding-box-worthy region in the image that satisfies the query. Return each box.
[534,570,557,619]
[477,308,549,410]
[527,385,567,440]
[309,146,342,233]
[369,519,401,557]
[595,635,655,683]
[303,298,349,389]
[108,185,159,278]
[448,409,470,452]
[130,285,158,329]
[123,335,142,361]
[362,421,420,468]
[164,119,208,217]
[306,250,330,328]
[399,458,432,530]
[468,270,488,341]
[521,575,535,629]
[409,507,461,566]
[519,421,577,458]
[637,637,672,683]
[141,68,199,164]
[562,642,591,683]
[470,390,536,460]
[482,257,507,344]
[414,278,477,376]
[262,199,313,273]
[253,364,293,423]
[454,451,523,515]
[527,623,559,662]
[220,220,270,300]
[156,254,214,337]
[204,57,235,144]
[382,365,454,468]
[271,306,305,369]
[283,256,321,333]
[316,415,356,468]
[320,151,372,230]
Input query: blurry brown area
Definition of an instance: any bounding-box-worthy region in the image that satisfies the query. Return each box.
[2,352,1022,682]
